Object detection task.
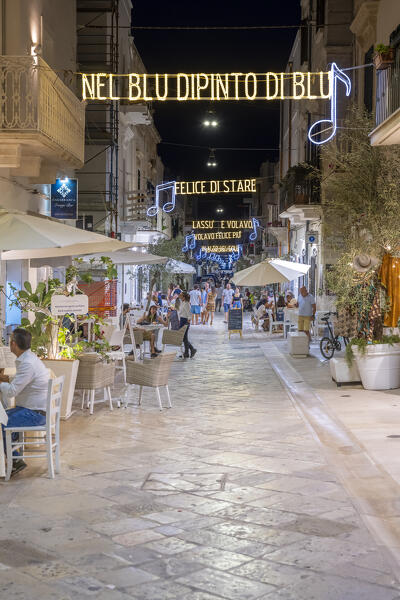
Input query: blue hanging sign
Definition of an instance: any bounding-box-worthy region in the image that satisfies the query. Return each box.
[51,178,78,219]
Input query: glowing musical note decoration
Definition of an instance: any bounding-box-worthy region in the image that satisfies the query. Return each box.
[182,233,196,252]
[308,63,351,145]
[147,180,176,216]
[249,218,260,241]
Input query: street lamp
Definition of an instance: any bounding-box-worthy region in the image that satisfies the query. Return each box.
[203,110,218,128]
[206,149,217,167]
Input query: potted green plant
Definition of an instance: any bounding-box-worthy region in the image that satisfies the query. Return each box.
[10,280,81,419]
[373,44,394,70]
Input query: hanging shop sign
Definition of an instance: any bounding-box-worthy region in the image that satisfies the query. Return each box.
[175,179,256,195]
[51,294,89,316]
[51,178,78,219]
[81,71,331,102]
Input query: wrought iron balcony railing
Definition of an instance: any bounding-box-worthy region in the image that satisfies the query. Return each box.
[0,56,85,168]
[280,167,320,213]
[375,56,400,128]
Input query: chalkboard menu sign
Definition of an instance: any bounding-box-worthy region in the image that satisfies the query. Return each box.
[228,309,243,338]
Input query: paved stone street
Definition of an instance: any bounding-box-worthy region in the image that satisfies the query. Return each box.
[1,313,400,599]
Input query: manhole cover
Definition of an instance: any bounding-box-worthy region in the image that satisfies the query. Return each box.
[387,435,400,439]
[142,472,227,492]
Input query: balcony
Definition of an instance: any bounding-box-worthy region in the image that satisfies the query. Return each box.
[123,190,153,224]
[370,56,400,146]
[0,56,85,179]
[279,164,321,223]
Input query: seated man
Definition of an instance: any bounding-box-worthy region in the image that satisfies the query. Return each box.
[0,328,50,476]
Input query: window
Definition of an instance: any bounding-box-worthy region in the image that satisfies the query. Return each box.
[364,46,374,113]
[316,0,325,30]
[300,19,309,64]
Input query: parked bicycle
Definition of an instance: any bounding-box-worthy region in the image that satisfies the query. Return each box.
[319,312,349,359]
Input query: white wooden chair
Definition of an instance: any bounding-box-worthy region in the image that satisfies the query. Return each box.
[125,352,175,410]
[284,308,297,338]
[267,309,282,335]
[107,328,127,383]
[4,376,65,480]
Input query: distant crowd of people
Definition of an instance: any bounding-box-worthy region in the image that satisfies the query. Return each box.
[124,280,316,359]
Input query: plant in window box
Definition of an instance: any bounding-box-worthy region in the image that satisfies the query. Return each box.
[373,44,394,70]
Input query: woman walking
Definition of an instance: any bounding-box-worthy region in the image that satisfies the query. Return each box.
[205,286,217,326]
[179,292,197,359]
[231,286,243,309]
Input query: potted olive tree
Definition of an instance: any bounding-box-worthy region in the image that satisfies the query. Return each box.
[321,107,400,390]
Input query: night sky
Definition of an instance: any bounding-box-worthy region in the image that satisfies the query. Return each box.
[132,1,301,215]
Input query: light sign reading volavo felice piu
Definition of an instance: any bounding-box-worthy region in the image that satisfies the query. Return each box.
[81,71,332,102]
[176,179,256,195]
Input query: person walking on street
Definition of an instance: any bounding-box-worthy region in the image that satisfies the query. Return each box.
[215,284,223,312]
[200,283,209,325]
[189,284,202,325]
[222,283,234,323]
[205,286,217,325]
[231,286,242,309]
[296,286,316,342]
[179,292,197,359]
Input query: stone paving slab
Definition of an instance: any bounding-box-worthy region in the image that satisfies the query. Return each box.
[0,313,398,599]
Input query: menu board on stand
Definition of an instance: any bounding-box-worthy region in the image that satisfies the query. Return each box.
[228,309,243,339]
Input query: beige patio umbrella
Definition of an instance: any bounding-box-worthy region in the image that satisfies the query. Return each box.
[233,258,310,286]
[0,212,132,258]
[79,250,168,266]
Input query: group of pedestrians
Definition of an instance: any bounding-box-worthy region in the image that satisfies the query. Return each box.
[189,282,218,326]
[187,281,245,326]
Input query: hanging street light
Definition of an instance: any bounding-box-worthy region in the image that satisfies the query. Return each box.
[206,148,217,167]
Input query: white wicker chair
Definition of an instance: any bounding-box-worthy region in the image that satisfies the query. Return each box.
[75,353,116,414]
[125,352,175,410]
[4,376,64,480]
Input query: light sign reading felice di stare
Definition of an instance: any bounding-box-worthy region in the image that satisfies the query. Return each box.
[81,71,332,102]
[175,179,256,195]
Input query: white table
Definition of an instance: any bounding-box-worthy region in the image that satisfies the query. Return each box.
[0,395,8,477]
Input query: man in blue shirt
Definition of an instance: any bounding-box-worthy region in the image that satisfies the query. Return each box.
[296,286,316,341]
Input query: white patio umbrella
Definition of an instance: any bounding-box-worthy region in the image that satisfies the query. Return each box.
[80,250,168,266]
[0,212,132,258]
[232,258,310,286]
[165,259,196,274]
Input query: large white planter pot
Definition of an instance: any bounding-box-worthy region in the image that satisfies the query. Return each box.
[43,359,79,419]
[353,344,400,390]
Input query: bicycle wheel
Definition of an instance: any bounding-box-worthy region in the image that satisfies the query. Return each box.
[320,336,335,359]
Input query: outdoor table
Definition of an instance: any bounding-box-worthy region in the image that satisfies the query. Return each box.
[138,324,165,352]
